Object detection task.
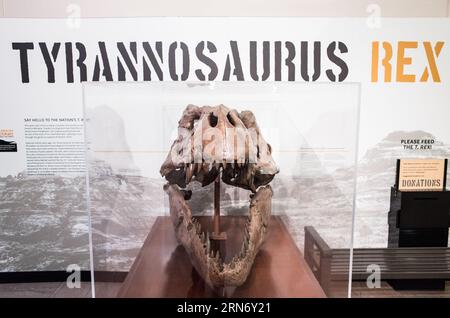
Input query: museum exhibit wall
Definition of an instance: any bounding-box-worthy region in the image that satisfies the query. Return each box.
[1,0,449,18]
[0,1,449,277]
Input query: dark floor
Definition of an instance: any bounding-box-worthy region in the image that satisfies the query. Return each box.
[0,281,449,298]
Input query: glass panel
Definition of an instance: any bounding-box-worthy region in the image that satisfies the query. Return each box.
[83,82,360,298]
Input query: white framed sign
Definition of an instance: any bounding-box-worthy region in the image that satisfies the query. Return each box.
[396,158,447,191]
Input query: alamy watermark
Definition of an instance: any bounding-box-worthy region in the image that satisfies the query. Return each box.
[66,264,81,289]
[366,264,381,289]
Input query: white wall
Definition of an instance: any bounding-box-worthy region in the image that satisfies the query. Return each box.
[1,0,448,17]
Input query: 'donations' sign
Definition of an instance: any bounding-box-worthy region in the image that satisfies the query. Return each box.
[397,158,447,191]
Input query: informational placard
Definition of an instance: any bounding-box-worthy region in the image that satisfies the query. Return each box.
[397,158,447,191]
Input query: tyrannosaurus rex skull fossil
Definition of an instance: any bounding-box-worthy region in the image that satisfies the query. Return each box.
[160,104,279,288]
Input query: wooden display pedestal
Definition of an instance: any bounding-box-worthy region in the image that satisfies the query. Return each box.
[118,216,325,298]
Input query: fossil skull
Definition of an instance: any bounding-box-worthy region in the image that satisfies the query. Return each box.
[161,104,279,288]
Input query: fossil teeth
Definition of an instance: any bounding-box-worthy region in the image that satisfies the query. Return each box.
[200,232,205,243]
[196,223,201,234]
[215,250,220,262]
[192,218,199,233]
[185,164,194,183]
[244,226,249,240]
[206,236,210,250]
[229,257,237,269]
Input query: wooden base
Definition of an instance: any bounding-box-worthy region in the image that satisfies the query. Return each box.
[118,216,325,298]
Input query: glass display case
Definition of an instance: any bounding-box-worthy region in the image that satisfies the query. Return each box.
[82,81,361,297]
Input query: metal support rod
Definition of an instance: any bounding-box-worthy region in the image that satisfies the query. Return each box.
[213,174,220,235]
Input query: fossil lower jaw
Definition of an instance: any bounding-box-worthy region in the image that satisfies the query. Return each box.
[164,184,273,288]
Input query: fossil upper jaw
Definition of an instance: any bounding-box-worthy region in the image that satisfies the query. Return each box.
[165,183,273,287]
[160,104,279,193]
